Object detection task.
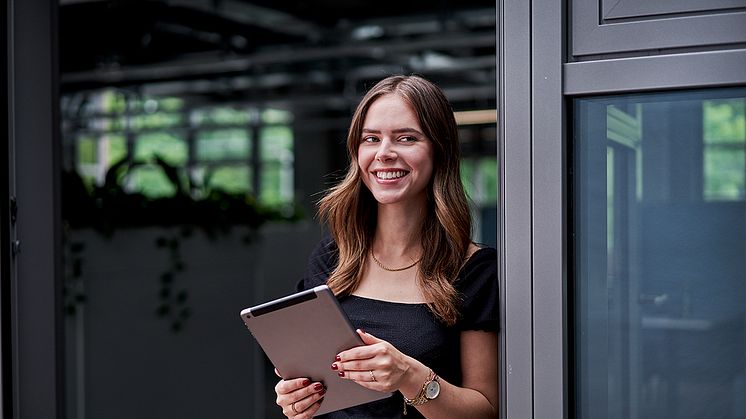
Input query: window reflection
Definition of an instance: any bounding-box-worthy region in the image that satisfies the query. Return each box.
[573,88,746,419]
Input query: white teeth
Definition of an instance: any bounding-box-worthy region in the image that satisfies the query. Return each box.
[376,171,405,180]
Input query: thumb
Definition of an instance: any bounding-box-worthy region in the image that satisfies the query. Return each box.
[357,328,383,345]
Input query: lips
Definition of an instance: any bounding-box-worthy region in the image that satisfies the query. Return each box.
[374,170,408,180]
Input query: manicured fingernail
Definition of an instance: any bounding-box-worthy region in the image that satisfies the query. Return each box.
[320,388,326,396]
[331,363,338,370]
[359,329,365,334]
[338,371,345,377]
[335,355,341,362]
[302,379,311,386]
[314,383,323,391]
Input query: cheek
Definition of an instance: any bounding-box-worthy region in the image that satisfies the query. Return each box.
[357,146,375,169]
[419,150,435,181]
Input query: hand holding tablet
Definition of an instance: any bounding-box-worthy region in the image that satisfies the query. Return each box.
[240,285,392,416]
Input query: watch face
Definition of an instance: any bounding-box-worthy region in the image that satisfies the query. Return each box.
[425,380,440,399]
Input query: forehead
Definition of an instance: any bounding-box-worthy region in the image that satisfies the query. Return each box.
[363,94,420,128]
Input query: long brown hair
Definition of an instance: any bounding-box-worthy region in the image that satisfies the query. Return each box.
[317,75,472,326]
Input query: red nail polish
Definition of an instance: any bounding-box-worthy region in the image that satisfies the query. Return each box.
[338,371,345,377]
[303,379,311,386]
[335,355,341,362]
[320,388,326,396]
[314,383,323,391]
[360,329,365,334]
[331,363,338,370]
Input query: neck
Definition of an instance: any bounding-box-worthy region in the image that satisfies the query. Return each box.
[373,200,426,258]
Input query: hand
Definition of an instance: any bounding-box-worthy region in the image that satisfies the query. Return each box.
[331,329,423,394]
[274,376,326,418]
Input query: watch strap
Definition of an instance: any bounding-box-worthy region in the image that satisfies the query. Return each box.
[402,369,438,415]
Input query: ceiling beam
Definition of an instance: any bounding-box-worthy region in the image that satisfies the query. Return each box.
[62,31,495,86]
[163,0,324,40]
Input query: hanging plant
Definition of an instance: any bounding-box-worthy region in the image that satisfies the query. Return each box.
[61,156,302,332]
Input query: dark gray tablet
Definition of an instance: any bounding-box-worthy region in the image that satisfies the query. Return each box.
[240,285,392,416]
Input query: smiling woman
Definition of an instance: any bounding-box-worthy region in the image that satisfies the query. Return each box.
[272,75,499,419]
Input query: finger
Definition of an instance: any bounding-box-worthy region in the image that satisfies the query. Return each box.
[357,329,384,344]
[279,383,326,417]
[275,377,311,395]
[292,384,327,413]
[333,358,379,372]
[336,368,380,382]
[336,330,387,363]
[274,368,282,378]
[336,342,392,367]
[291,399,323,418]
[285,398,323,419]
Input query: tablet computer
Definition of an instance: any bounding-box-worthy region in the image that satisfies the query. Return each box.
[240,285,392,416]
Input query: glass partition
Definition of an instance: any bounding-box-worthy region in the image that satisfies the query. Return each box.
[572,88,746,419]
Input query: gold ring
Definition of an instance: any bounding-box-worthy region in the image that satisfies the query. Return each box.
[369,370,376,382]
[291,402,299,414]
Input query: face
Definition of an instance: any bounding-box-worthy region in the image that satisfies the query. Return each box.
[357,94,434,206]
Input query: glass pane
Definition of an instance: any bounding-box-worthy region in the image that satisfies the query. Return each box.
[261,108,293,124]
[460,157,498,204]
[103,134,128,167]
[572,88,746,419]
[126,165,178,198]
[704,99,746,144]
[77,136,97,164]
[260,126,294,206]
[203,165,251,194]
[460,159,476,199]
[196,129,251,161]
[704,148,746,201]
[129,112,183,130]
[75,134,128,188]
[134,132,188,165]
[191,106,254,126]
[260,126,293,161]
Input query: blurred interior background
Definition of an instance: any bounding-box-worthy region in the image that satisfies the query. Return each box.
[57,1,497,417]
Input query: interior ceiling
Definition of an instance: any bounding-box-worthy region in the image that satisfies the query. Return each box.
[59,0,496,113]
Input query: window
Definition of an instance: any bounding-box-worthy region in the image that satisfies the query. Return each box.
[61,89,294,206]
[703,99,746,201]
[572,88,746,419]
[458,120,498,247]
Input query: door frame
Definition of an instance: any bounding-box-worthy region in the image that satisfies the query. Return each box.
[499,0,746,418]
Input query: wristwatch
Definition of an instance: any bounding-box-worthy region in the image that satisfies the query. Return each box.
[403,369,440,415]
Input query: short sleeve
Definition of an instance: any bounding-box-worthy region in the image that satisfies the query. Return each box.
[296,234,339,292]
[455,247,499,331]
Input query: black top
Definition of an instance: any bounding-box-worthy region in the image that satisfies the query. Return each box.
[297,236,498,419]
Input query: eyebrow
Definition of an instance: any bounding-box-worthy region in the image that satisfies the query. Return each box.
[362,128,424,136]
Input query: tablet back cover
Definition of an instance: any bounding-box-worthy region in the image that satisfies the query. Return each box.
[240,285,392,416]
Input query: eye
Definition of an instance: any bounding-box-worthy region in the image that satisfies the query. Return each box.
[398,136,417,143]
[362,135,379,143]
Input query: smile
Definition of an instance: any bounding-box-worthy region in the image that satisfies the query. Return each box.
[375,170,408,180]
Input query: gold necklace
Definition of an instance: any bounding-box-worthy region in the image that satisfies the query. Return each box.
[370,251,421,272]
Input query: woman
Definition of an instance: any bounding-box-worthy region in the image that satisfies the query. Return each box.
[274,75,498,418]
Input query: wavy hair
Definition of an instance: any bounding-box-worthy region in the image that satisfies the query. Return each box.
[317,75,472,326]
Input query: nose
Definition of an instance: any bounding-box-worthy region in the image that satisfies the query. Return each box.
[375,138,397,162]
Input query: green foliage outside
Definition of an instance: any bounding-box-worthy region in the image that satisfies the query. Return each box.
[703,99,746,201]
[461,157,498,206]
[72,90,297,207]
[196,129,251,161]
